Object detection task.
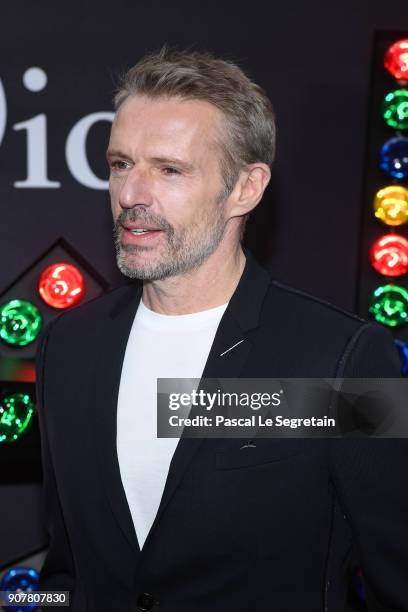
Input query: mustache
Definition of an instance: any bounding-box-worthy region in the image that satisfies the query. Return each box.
[114,209,174,234]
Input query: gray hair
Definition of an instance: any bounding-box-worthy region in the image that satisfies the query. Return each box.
[113,46,276,199]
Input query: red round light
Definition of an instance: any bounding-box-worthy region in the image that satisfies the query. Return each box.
[38,263,85,309]
[384,39,408,82]
[370,234,408,277]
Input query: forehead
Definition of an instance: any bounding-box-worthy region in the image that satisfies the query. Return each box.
[109,94,224,159]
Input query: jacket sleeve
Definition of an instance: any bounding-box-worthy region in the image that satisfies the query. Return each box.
[35,319,76,599]
[330,323,408,611]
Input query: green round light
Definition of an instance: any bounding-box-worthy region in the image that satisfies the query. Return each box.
[383,89,408,130]
[369,284,408,327]
[0,299,42,346]
[0,393,35,443]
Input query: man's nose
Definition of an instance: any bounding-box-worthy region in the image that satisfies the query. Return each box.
[118,166,154,210]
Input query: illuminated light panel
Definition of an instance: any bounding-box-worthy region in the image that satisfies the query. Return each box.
[383,89,408,130]
[384,39,408,81]
[374,185,408,226]
[369,284,408,327]
[0,393,35,443]
[0,299,42,346]
[380,136,408,179]
[0,566,39,609]
[38,262,85,309]
[395,339,408,375]
[370,234,408,276]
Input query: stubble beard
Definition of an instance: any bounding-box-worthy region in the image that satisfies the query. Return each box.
[113,198,227,281]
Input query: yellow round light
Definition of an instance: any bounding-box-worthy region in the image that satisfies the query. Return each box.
[374,185,408,226]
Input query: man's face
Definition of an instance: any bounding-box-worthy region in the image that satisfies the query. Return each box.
[107,94,231,280]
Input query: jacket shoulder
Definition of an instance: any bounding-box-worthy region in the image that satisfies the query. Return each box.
[43,282,138,333]
[261,278,399,376]
[269,279,368,327]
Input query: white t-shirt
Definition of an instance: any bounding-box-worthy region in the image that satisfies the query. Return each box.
[116,297,228,549]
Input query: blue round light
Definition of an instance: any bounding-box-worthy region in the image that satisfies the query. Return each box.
[380,136,408,179]
[0,566,39,611]
[395,339,408,375]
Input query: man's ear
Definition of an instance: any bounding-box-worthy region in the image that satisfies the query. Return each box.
[228,163,271,218]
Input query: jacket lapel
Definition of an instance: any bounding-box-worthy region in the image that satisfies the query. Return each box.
[93,282,143,556]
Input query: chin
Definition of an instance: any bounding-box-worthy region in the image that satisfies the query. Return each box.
[117,256,170,281]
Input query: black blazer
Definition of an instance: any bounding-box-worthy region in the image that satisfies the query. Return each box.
[36,249,408,612]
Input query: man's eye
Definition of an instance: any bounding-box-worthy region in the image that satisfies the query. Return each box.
[110,160,129,170]
[162,166,181,175]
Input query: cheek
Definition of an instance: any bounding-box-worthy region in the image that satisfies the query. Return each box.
[157,182,219,225]
[109,178,123,212]
[155,183,197,222]
[108,178,118,201]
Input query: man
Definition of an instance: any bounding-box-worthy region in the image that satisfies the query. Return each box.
[36,47,408,611]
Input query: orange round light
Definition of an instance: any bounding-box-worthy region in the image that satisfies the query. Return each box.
[374,185,408,226]
[38,263,85,309]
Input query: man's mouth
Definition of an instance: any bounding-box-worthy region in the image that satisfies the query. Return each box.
[120,222,164,245]
[122,222,163,232]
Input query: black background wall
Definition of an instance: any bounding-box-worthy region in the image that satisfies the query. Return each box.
[1,0,407,598]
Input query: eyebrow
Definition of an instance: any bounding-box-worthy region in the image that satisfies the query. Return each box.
[150,156,195,172]
[106,150,196,173]
[106,149,130,160]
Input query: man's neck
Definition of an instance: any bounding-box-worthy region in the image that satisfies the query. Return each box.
[141,244,246,315]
